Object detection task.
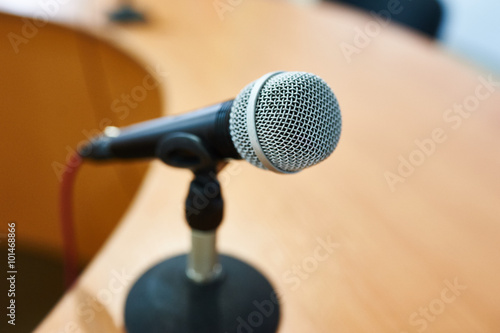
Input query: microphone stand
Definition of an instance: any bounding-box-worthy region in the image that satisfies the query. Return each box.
[109,0,146,23]
[124,133,280,333]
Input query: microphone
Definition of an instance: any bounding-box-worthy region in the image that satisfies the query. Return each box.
[80,71,342,174]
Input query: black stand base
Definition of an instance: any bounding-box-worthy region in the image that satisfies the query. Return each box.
[125,255,280,333]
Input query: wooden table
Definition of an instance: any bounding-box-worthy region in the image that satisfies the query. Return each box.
[5,0,500,332]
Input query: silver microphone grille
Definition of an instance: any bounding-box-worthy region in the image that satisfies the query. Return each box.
[229,71,342,173]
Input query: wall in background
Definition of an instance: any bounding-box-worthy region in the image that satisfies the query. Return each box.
[439,0,500,75]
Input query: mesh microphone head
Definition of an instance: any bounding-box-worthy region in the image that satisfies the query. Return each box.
[229,71,342,173]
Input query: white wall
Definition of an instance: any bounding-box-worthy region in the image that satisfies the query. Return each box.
[439,0,500,75]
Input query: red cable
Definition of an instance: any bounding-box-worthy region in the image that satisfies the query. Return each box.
[59,152,83,289]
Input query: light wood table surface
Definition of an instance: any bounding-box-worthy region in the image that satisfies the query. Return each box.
[4,0,500,332]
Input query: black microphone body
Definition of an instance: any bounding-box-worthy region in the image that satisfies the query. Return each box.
[80,71,342,174]
[88,71,342,333]
[81,100,240,161]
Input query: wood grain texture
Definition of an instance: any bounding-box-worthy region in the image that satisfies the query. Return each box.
[0,12,162,260]
[2,0,499,332]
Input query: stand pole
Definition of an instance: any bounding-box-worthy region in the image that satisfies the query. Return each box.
[186,230,222,284]
[124,134,280,332]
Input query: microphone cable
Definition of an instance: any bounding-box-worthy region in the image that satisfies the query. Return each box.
[59,151,83,289]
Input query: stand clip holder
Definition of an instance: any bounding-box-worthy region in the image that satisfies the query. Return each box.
[124,132,280,333]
